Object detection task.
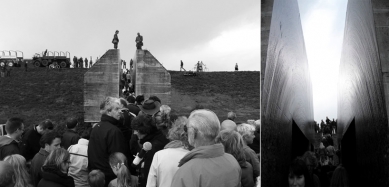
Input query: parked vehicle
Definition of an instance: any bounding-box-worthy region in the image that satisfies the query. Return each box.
[0,50,23,67]
[33,50,71,68]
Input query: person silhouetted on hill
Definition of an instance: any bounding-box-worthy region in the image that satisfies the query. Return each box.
[1,62,6,77]
[113,30,119,49]
[43,49,47,57]
[73,56,77,68]
[180,60,185,71]
[235,63,239,71]
[123,60,126,69]
[79,57,84,68]
[136,32,143,49]
[85,58,88,69]
[90,58,93,68]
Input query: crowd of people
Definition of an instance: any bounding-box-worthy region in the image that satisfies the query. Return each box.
[288,134,346,187]
[0,94,260,187]
[73,56,94,69]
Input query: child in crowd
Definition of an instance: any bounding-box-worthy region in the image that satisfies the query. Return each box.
[109,152,131,187]
[88,170,105,187]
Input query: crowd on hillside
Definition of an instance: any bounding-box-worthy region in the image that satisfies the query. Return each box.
[0,94,260,187]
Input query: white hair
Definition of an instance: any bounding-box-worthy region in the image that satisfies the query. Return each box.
[99,96,120,115]
[237,123,255,140]
[188,109,220,142]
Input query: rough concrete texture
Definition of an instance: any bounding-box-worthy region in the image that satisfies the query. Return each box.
[338,0,389,185]
[84,49,120,122]
[261,0,315,186]
[132,49,171,105]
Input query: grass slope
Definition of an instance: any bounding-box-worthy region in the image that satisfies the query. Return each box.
[0,67,259,134]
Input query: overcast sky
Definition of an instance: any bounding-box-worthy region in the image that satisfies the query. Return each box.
[0,0,260,71]
[298,0,348,122]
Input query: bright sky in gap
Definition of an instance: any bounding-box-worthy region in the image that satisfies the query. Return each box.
[0,0,260,72]
[297,0,348,122]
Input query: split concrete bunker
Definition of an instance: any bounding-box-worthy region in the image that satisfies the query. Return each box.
[262,0,389,186]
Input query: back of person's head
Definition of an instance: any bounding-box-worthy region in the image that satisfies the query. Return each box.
[100,96,120,115]
[109,152,131,187]
[4,154,33,187]
[40,131,61,148]
[81,127,92,140]
[5,117,24,134]
[126,95,136,104]
[88,170,105,187]
[188,109,220,143]
[167,116,190,148]
[149,95,161,103]
[119,98,128,108]
[227,111,236,121]
[135,95,145,105]
[220,120,237,131]
[330,165,349,187]
[131,114,156,135]
[216,130,246,164]
[42,148,70,173]
[39,119,54,131]
[66,117,78,129]
[288,157,313,187]
[0,161,15,187]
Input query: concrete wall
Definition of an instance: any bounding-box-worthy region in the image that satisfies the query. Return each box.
[261,0,314,186]
[84,49,120,122]
[338,0,389,185]
[133,49,171,105]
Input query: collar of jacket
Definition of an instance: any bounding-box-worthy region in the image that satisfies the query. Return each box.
[138,130,162,145]
[100,114,119,126]
[77,138,89,146]
[178,143,225,167]
[38,148,49,157]
[41,165,75,187]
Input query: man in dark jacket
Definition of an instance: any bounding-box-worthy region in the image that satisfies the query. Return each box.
[0,117,24,160]
[30,131,62,187]
[20,119,54,162]
[88,97,130,187]
[73,56,77,68]
[61,117,80,150]
[113,30,119,49]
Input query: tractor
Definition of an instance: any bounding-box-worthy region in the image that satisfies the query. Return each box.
[0,50,23,67]
[33,50,71,68]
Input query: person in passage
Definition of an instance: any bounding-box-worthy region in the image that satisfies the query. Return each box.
[0,117,24,160]
[89,170,105,187]
[171,109,241,187]
[146,116,191,187]
[3,154,34,187]
[30,131,62,187]
[301,151,320,187]
[0,161,15,187]
[288,157,313,187]
[131,114,170,187]
[38,148,75,187]
[61,117,80,150]
[216,130,255,187]
[329,165,349,187]
[68,127,92,187]
[237,123,260,179]
[108,152,131,187]
[88,97,130,187]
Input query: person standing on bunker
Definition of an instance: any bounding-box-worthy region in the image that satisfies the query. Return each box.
[235,63,239,71]
[136,32,143,49]
[85,58,88,69]
[113,30,119,49]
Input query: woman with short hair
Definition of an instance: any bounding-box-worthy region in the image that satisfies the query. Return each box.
[38,148,75,187]
[3,154,34,187]
[237,123,260,180]
[146,116,190,187]
[216,130,255,187]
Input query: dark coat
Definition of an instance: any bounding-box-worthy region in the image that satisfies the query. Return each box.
[241,161,255,187]
[243,145,260,180]
[137,130,169,187]
[88,114,130,186]
[127,103,140,116]
[0,135,20,160]
[20,125,42,161]
[61,129,80,150]
[37,165,75,187]
[30,148,49,187]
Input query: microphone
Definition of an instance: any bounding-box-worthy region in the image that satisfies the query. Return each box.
[132,142,152,166]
